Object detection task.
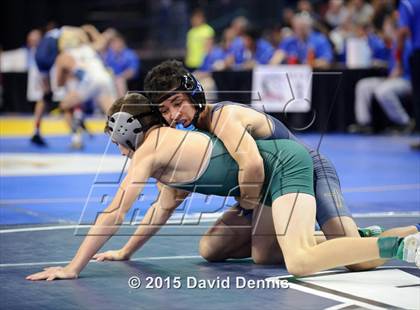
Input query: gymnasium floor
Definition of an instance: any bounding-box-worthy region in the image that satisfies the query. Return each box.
[1,116,419,309]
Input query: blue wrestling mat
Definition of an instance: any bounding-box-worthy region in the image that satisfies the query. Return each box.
[1,133,419,225]
[1,130,419,309]
[0,217,419,309]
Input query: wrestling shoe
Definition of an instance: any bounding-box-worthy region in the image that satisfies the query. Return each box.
[80,120,94,139]
[70,133,84,150]
[358,225,384,237]
[384,120,415,135]
[397,232,420,267]
[347,124,373,134]
[30,134,47,146]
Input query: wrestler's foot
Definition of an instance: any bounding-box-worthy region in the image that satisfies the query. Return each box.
[384,120,415,135]
[347,124,373,134]
[70,133,84,150]
[80,120,94,139]
[30,134,47,147]
[358,225,384,237]
[397,232,420,267]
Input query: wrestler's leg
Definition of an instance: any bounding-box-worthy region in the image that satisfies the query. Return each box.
[272,193,405,277]
[250,204,283,265]
[321,216,418,270]
[198,204,252,262]
[97,94,113,115]
[60,90,82,111]
[314,153,417,270]
[33,100,45,134]
[30,100,48,146]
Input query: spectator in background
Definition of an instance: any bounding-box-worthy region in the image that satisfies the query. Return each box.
[27,29,42,56]
[194,29,237,103]
[324,0,350,29]
[349,14,413,134]
[332,19,390,65]
[371,0,394,33]
[103,33,140,97]
[328,8,354,62]
[281,7,295,29]
[356,20,390,65]
[297,0,329,34]
[229,16,249,51]
[224,16,249,69]
[199,28,235,72]
[297,0,322,25]
[227,25,275,69]
[348,0,374,25]
[269,24,287,48]
[185,8,215,70]
[271,13,333,68]
[396,0,420,149]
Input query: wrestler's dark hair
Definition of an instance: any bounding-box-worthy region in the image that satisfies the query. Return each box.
[143,59,190,104]
[104,93,161,134]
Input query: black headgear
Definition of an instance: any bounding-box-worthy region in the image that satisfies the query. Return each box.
[151,72,206,126]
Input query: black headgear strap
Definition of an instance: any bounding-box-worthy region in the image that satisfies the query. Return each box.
[152,73,206,126]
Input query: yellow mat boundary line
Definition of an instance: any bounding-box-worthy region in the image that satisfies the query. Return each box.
[0,117,106,137]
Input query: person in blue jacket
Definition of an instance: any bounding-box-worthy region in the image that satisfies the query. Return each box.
[103,33,140,97]
[272,13,333,68]
[231,25,275,69]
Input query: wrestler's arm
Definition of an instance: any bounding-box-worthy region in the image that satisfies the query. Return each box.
[55,53,75,87]
[81,24,108,52]
[94,184,189,261]
[211,106,265,209]
[26,148,154,281]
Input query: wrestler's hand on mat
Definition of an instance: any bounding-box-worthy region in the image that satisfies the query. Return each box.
[26,266,78,281]
[93,249,130,261]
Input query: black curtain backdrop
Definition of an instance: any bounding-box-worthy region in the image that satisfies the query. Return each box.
[0,0,293,50]
[1,0,88,50]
